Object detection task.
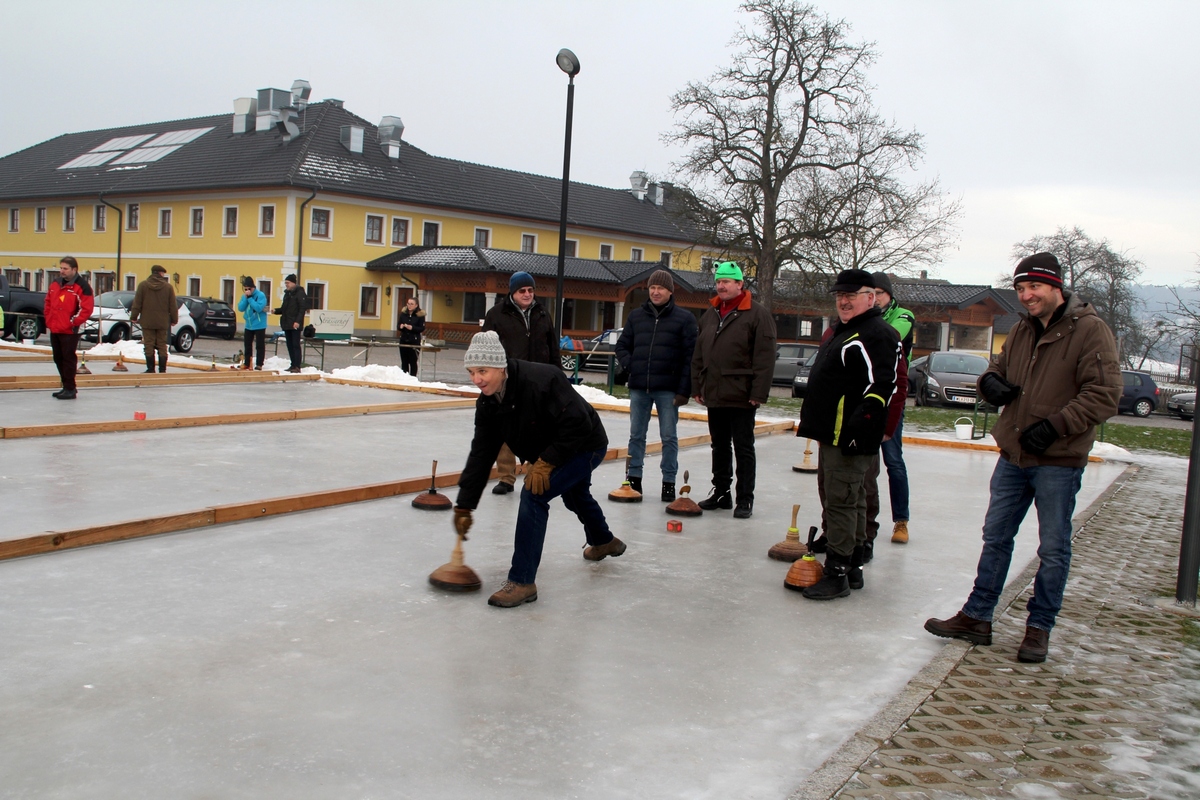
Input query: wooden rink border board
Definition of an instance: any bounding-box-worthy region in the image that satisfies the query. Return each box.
[0,341,246,373]
[0,372,320,391]
[0,420,798,562]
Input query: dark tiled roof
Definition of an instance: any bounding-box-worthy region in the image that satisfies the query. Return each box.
[892,281,1020,312]
[0,101,700,242]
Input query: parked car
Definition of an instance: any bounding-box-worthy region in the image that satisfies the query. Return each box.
[0,274,47,341]
[1167,391,1195,421]
[791,351,819,398]
[910,352,991,407]
[1118,370,1159,417]
[179,296,237,339]
[81,291,196,353]
[774,343,816,385]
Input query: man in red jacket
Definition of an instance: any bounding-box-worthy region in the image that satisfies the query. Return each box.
[43,256,94,400]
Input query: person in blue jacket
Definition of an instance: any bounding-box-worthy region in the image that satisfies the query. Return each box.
[237,276,268,370]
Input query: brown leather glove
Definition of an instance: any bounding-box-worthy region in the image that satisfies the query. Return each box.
[524,458,554,495]
[673,394,689,407]
[453,507,473,539]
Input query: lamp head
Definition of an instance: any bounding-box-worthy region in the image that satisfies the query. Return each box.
[556,49,581,77]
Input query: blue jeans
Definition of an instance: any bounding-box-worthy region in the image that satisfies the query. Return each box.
[962,456,1083,632]
[511,447,614,584]
[627,389,680,483]
[880,413,910,522]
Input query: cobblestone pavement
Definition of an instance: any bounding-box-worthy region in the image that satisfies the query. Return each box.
[793,458,1200,800]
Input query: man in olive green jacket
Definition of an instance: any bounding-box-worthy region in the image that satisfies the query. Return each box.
[130,264,178,373]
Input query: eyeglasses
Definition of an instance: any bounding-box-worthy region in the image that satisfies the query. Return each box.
[834,290,874,301]
[513,288,534,295]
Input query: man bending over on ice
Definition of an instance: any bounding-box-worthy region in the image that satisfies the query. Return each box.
[452,331,627,608]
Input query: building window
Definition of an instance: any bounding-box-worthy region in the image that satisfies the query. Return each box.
[260,205,275,236]
[8,209,18,232]
[391,218,409,247]
[563,240,578,258]
[659,251,672,267]
[34,270,45,291]
[127,203,139,231]
[799,320,813,337]
[94,205,106,232]
[365,214,384,244]
[188,277,201,296]
[306,282,326,310]
[422,221,440,246]
[63,206,75,232]
[599,243,613,260]
[3,267,21,283]
[311,208,331,238]
[701,256,714,272]
[258,279,272,301]
[463,292,486,323]
[521,233,536,253]
[474,228,490,248]
[160,208,172,236]
[35,207,47,232]
[360,285,379,318]
[190,208,203,236]
[125,274,137,291]
[221,278,235,305]
[224,207,238,236]
[561,298,576,330]
[630,247,643,262]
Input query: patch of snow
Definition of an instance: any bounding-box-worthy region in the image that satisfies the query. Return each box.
[572,383,628,407]
[329,364,477,394]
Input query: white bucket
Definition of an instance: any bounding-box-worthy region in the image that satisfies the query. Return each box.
[22,339,34,346]
[954,417,974,440]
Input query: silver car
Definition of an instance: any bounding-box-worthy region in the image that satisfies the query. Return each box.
[910,352,991,407]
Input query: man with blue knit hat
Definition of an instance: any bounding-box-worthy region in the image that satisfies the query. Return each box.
[453,331,625,608]
[482,271,559,494]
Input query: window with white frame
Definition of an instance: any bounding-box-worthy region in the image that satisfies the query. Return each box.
[8,209,18,232]
[258,279,272,301]
[260,205,275,236]
[391,218,409,246]
[159,208,172,236]
[422,221,439,246]
[126,203,139,231]
[188,277,201,296]
[563,240,578,258]
[224,207,238,236]
[360,285,379,317]
[63,206,75,232]
[221,278,235,304]
[474,228,490,248]
[94,205,106,232]
[659,251,672,267]
[311,208,331,238]
[599,243,613,260]
[190,208,203,236]
[800,320,812,337]
[125,273,137,291]
[365,214,384,244]
[35,207,47,232]
[630,247,643,261]
[305,282,326,310]
[521,233,536,253]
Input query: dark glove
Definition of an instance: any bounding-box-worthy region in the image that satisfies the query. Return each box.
[673,394,689,407]
[524,458,554,495]
[980,373,1021,407]
[840,403,881,454]
[453,507,473,539]
[1019,419,1059,456]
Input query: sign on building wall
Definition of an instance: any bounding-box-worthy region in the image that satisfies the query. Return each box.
[311,309,355,339]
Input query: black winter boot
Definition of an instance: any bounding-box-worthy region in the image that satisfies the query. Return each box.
[661,483,675,503]
[698,490,732,510]
[158,354,167,373]
[144,351,156,373]
[628,476,642,495]
[861,540,874,564]
[802,551,851,600]
[848,545,865,590]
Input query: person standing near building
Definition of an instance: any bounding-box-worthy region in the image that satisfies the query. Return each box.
[925,253,1120,663]
[452,331,626,607]
[130,264,178,374]
[237,276,267,370]
[274,274,308,374]
[690,261,776,519]
[43,256,94,400]
[481,271,558,495]
[795,269,900,600]
[396,295,425,377]
[870,271,916,549]
[615,269,698,501]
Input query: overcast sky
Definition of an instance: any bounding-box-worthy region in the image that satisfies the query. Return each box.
[4,0,1197,286]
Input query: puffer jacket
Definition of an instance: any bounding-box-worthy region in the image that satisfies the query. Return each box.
[130,273,178,330]
[983,291,1120,468]
[482,294,558,365]
[881,299,916,360]
[455,359,608,510]
[277,286,308,329]
[615,296,698,396]
[397,307,425,345]
[237,289,267,331]
[44,275,94,334]
[690,291,777,408]
[796,307,900,454]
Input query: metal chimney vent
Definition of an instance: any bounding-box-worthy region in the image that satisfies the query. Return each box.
[255,88,291,132]
[378,116,404,160]
[340,125,365,154]
[232,97,258,134]
[629,171,649,201]
[291,79,312,111]
[650,183,664,206]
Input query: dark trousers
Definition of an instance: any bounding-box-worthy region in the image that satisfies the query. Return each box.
[706,406,758,504]
[50,333,80,391]
[284,327,302,368]
[818,443,872,558]
[399,344,419,376]
[243,328,265,368]
[142,327,168,372]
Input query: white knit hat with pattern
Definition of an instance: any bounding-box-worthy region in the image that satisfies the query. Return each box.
[463,331,508,369]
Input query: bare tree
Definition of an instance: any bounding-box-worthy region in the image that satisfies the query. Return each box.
[665,0,948,310]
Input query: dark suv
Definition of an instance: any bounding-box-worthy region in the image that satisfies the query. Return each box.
[1118,370,1159,417]
[180,296,237,339]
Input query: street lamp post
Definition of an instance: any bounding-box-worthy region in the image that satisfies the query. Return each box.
[553,48,580,343]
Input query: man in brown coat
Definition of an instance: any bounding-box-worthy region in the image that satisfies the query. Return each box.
[130,264,178,373]
[690,261,777,518]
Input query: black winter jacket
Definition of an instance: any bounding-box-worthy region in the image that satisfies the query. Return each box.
[614,297,698,395]
[455,360,608,510]
[796,307,900,455]
[481,294,558,365]
[276,286,308,330]
[397,307,425,345]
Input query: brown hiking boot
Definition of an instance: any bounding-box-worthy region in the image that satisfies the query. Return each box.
[924,611,992,646]
[1017,626,1049,663]
[583,537,626,561]
[487,581,537,608]
[891,520,909,544]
